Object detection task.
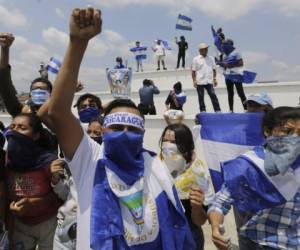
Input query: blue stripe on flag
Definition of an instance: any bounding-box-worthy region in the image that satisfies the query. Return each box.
[47,57,61,74]
[130,46,147,52]
[198,113,265,146]
[176,24,192,31]
[178,14,192,23]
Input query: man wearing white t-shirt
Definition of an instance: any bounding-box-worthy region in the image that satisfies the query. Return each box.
[48,7,196,250]
[192,43,221,112]
[152,40,167,71]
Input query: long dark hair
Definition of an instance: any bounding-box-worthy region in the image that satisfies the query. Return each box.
[160,123,195,163]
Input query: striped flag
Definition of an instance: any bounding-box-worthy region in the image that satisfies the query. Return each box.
[197,112,265,191]
[47,57,61,74]
[176,14,192,31]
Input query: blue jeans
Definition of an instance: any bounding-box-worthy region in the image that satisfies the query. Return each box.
[196,84,221,112]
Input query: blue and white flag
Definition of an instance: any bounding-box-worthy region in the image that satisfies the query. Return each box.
[222,147,300,212]
[176,14,192,31]
[91,152,196,249]
[130,46,147,60]
[224,70,257,84]
[198,113,265,191]
[176,92,187,106]
[155,39,171,50]
[221,55,257,83]
[47,57,61,74]
[211,26,223,53]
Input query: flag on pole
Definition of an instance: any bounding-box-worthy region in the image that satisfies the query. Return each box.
[176,14,192,31]
[155,39,172,50]
[211,26,223,53]
[47,57,61,74]
[197,113,265,191]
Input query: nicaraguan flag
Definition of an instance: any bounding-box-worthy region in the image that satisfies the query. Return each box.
[222,55,257,83]
[198,113,265,191]
[130,46,147,60]
[91,151,196,249]
[211,26,222,53]
[222,147,300,212]
[176,92,187,106]
[224,70,257,84]
[176,14,192,31]
[47,57,61,74]
[155,39,171,50]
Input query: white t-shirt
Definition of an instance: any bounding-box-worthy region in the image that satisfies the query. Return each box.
[191,55,216,85]
[67,133,102,250]
[153,44,165,57]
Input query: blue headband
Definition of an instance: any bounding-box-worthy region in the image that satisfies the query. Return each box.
[103,112,144,130]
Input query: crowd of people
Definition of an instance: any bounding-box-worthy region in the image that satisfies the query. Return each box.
[0,7,299,250]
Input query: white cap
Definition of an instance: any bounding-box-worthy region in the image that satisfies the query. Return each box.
[199,43,209,49]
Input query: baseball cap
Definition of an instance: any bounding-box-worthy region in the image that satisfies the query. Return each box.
[245,93,273,106]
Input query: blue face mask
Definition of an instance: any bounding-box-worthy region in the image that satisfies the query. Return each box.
[264,135,300,176]
[103,131,144,185]
[6,130,56,170]
[30,89,50,105]
[79,107,100,123]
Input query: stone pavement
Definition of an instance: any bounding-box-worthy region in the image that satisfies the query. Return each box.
[203,209,239,250]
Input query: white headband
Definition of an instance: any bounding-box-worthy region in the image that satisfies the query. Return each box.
[103,112,144,130]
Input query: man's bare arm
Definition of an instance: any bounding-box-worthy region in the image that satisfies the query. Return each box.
[48,8,102,159]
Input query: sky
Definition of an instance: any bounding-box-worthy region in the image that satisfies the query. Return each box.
[0,0,300,92]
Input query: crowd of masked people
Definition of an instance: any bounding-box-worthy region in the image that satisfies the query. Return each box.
[0,7,300,250]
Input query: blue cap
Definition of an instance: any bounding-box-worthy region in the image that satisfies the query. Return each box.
[246,93,273,106]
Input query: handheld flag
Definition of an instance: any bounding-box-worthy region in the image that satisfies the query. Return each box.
[130,46,147,60]
[47,57,61,74]
[176,14,192,31]
[198,113,265,191]
[211,26,223,53]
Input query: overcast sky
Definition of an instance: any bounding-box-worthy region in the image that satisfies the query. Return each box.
[0,0,300,92]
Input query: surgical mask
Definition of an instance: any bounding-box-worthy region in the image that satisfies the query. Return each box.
[30,89,50,105]
[79,107,100,123]
[103,131,144,185]
[161,142,186,177]
[264,135,300,176]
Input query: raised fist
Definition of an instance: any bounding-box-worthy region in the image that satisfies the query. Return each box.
[0,33,14,48]
[69,7,102,41]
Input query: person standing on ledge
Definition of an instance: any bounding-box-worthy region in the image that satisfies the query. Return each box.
[192,43,221,113]
[175,36,188,69]
[152,40,167,71]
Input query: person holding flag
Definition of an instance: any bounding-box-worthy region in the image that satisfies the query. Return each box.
[175,36,188,69]
[48,7,196,250]
[130,41,147,72]
[208,107,300,250]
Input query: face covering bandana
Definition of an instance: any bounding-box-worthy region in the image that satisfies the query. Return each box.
[30,89,50,105]
[91,136,102,145]
[161,142,186,177]
[264,135,300,176]
[79,107,100,123]
[103,131,144,185]
[6,130,57,171]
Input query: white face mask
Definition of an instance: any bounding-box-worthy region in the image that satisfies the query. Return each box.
[161,142,186,177]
